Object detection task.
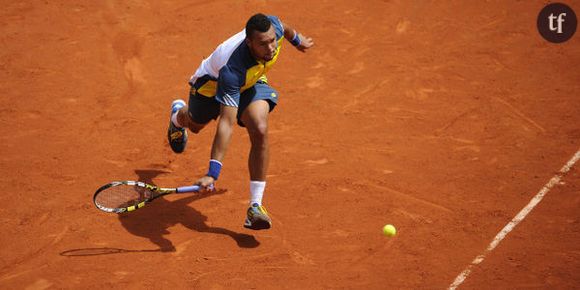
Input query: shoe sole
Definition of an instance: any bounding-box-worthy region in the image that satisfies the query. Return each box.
[244,218,271,230]
[167,121,187,153]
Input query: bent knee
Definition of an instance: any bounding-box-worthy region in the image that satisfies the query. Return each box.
[248,122,268,140]
[188,123,205,134]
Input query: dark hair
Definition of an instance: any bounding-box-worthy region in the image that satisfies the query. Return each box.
[245,13,272,39]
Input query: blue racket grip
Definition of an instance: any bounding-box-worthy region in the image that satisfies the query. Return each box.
[176,184,214,193]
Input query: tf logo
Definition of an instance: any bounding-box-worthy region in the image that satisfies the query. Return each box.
[537,3,577,43]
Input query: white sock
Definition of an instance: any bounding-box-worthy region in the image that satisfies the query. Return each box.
[249,181,266,206]
[171,111,183,128]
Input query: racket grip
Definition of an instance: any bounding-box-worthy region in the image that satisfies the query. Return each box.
[176,184,214,193]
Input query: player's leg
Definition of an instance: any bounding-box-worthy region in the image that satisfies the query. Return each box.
[174,106,206,133]
[238,82,278,230]
[167,89,220,153]
[240,100,272,230]
[241,99,270,181]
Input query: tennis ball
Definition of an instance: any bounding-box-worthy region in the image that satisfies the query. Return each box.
[383,224,396,237]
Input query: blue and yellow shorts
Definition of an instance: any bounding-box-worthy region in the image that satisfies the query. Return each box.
[188,81,278,127]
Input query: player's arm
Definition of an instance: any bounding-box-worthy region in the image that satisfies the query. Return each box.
[281,21,314,52]
[196,105,237,189]
[211,105,237,162]
[196,68,241,189]
[198,104,237,184]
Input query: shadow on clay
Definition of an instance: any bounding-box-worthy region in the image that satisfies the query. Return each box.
[60,169,259,257]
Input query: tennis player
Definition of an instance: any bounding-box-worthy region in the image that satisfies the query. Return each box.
[166,13,314,230]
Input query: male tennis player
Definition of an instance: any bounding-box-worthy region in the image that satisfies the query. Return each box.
[166,14,313,230]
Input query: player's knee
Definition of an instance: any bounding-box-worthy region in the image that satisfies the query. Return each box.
[189,127,200,134]
[188,123,204,134]
[248,121,268,143]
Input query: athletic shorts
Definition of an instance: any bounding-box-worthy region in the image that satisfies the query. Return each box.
[188,81,278,127]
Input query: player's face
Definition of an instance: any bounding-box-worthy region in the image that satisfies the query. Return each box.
[247,26,277,62]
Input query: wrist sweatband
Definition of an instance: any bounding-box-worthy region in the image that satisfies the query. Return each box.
[206,159,222,180]
[290,30,301,47]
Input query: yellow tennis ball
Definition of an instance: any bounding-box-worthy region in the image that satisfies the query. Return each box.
[383,224,396,237]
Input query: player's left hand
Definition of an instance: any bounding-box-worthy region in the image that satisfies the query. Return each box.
[297,35,314,52]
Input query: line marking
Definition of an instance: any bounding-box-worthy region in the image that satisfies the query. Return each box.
[448,149,580,290]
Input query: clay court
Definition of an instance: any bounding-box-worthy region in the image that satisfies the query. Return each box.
[1,0,579,288]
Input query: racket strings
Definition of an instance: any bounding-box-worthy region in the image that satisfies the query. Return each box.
[95,185,153,210]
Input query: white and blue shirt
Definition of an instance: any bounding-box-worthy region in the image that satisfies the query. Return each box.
[189,15,284,107]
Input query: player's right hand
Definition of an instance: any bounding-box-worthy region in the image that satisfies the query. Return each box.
[195,175,215,192]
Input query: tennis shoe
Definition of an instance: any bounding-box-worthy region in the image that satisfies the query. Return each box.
[244,203,272,230]
[167,99,187,153]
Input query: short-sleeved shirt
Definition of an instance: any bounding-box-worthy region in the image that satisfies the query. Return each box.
[189,15,284,108]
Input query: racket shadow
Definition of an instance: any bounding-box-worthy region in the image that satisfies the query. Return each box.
[116,169,259,251]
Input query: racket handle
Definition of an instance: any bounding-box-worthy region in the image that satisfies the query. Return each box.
[176,184,214,193]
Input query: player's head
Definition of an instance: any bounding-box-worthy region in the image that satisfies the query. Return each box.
[245,13,277,62]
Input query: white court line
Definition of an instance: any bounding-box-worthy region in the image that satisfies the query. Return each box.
[448,149,580,290]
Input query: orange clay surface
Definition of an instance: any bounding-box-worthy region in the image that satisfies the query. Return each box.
[1,1,579,289]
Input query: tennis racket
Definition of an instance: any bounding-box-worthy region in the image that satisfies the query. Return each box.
[93,181,212,214]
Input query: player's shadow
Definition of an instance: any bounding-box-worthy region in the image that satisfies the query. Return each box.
[117,169,259,251]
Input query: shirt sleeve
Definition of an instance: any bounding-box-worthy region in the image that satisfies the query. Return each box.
[215,65,242,108]
[267,15,284,40]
